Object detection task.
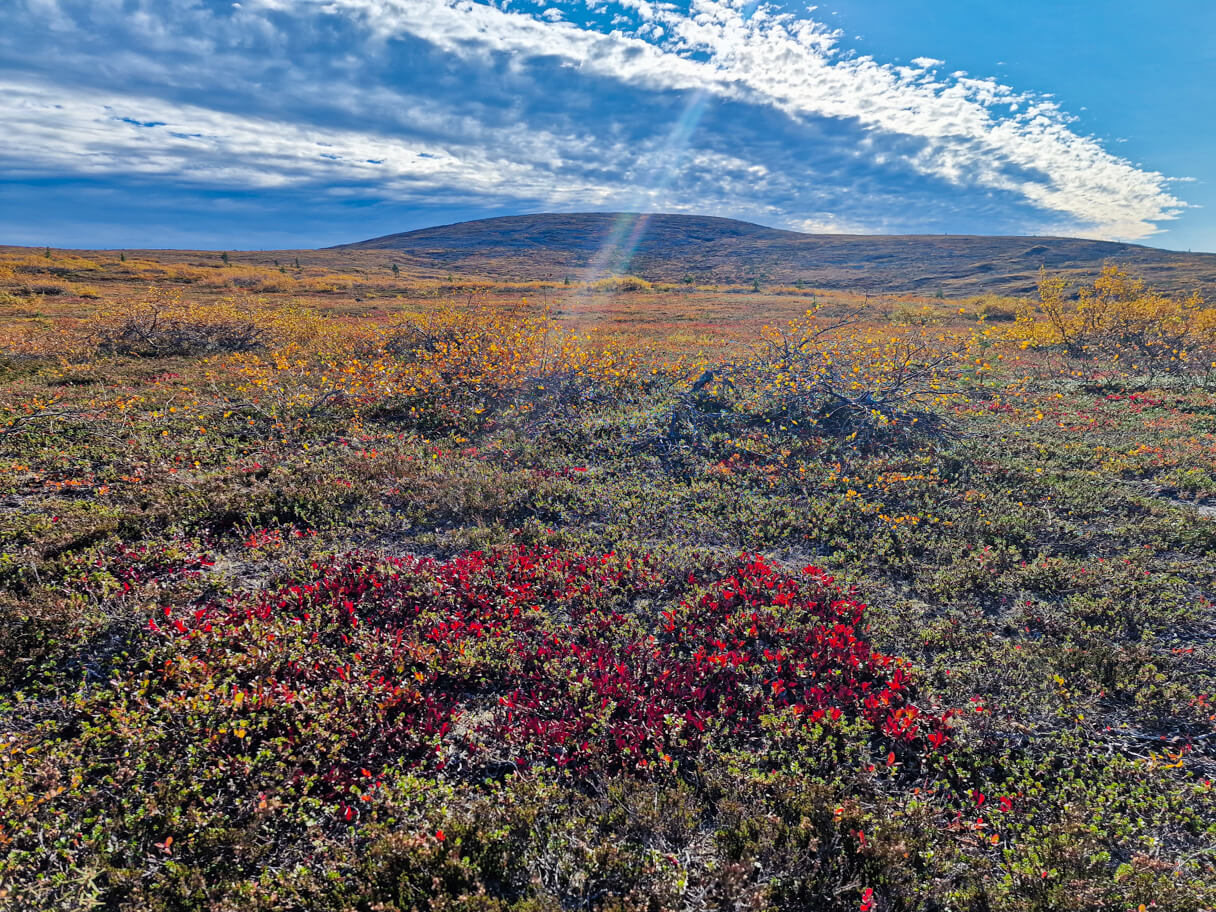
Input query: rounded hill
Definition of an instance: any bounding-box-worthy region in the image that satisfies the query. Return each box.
[335,212,1216,296]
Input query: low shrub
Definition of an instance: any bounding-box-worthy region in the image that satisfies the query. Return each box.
[663,311,966,455]
[95,306,267,357]
[1010,264,1216,377]
[23,283,70,297]
[969,295,1019,322]
[0,544,950,910]
[586,275,653,293]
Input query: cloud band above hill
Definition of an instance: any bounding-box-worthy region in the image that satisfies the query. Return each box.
[0,0,1187,241]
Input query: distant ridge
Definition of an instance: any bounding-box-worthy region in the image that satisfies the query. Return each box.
[336,212,1216,296]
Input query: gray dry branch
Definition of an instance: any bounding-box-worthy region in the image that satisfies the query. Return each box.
[95,309,268,358]
[658,311,962,460]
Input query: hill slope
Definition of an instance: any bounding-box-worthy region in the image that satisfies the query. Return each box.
[338,212,1216,296]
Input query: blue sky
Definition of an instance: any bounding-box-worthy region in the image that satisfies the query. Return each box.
[1,0,1212,251]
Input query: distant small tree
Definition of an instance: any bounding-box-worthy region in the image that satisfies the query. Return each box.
[752,277,761,293]
[294,257,300,269]
[221,252,230,265]
[563,275,570,286]
[44,247,51,259]
[119,252,126,262]
[274,259,279,267]
[392,263,400,277]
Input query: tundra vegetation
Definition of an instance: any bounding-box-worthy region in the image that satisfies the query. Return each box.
[1,249,1215,911]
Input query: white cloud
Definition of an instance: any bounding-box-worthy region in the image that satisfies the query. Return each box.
[268,0,1181,239]
[0,77,823,221]
[0,80,619,200]
[0,0,1188,241]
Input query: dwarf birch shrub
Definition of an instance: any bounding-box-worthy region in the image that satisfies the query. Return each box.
[1012,264,1216,379]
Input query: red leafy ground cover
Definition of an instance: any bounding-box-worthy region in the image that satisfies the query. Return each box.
[143,545,950,802]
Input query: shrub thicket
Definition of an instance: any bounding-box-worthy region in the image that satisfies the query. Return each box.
[1011,264,1216,377]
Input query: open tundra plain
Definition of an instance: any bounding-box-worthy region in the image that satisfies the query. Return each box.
[2,221,1216,911]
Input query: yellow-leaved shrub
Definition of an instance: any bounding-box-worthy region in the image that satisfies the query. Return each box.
[1012,264,1216,376]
